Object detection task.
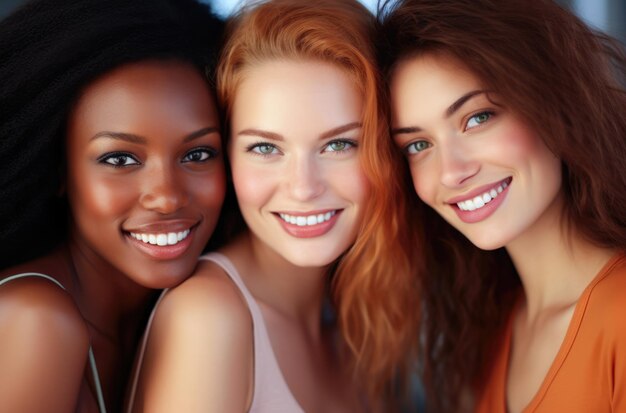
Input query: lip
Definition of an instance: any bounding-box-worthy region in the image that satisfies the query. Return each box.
[448,177,512,224]
[123,218,198,233]
[122,219,200,260]
[273,209,342,238]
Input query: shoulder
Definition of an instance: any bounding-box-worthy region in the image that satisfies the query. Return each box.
[0,276,89,351]
[0,273,90,411]
[155,257,253,333]
[585,254,626,340]
[133,257,254,412]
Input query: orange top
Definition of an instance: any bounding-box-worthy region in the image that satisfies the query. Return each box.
[475,253,626,413]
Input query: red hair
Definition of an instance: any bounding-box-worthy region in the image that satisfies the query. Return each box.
[379,0,626,411]
[218,0,418,405]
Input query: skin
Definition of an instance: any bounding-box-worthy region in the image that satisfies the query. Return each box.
[0,60,225,412]
[391,53,616,413]
[132,60,366,413]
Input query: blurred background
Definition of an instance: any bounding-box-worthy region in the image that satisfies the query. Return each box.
[1,0,625,44]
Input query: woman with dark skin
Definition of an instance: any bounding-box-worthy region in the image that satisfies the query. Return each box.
[0,0,225,411]
[379,0,626,412]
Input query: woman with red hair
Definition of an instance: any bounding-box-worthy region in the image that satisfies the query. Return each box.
[380,0,626,412]
[128,1,417,411]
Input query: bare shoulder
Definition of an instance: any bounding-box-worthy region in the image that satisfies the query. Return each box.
[0,274,90,411]
[134,257,254,412]
[155,257,252,330]
[0,273,89,343]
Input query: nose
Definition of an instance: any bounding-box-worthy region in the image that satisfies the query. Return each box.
[139,162,189,214]
[286,154,325,201]
[438,141,480,188]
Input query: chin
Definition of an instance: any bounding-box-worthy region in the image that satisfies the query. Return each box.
[464,232,509,251]
[281,249,344,269]
[129,262,197,289]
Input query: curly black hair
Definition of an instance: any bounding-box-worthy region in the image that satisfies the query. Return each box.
[0,0,224,269]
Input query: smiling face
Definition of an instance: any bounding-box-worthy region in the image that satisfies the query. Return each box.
[66,61,225,288]
[229,59,368,267]
[390,53,562,250]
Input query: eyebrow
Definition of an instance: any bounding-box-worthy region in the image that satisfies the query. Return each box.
[391,90,486,135]
[445,90,485,118]
[90,126,219,143]
[237,122,362,141]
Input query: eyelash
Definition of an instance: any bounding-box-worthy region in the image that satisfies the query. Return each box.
[97,147,219,168]
[404,140,432,156]
[245,139,358,157]
[97,152,139,168]
[464,110,494,130]
[181,147,219,163]
[324,139,357,154]
[246,142,279,157]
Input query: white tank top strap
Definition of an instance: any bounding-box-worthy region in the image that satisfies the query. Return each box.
[0,272,107,413]
[125,287,168,413]
[127,253,303,413]
[200,252,304,413]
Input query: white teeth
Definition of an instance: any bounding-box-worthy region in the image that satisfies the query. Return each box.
[457,181,509,211]
[129,229,191,246]
[279,210,337,226]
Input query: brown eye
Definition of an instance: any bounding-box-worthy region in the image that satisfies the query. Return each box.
[98,152,140,167]
[182,148,216,163]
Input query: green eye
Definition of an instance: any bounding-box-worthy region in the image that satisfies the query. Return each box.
[466,111,492,129]
[324,139,355,153]
[329,141,346,151]
[406,140,431,155]
[252,144,277,155]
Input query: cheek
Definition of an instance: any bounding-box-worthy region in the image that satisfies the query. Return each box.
[343,163,369,205]
[69,173,136,220]
[231,160,275,210]
[191,167,227,212]
[409,162,436,206]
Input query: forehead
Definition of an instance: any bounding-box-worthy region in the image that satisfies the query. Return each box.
[231,59,362,136]
[390,53,484,124]
[69,61,216,135]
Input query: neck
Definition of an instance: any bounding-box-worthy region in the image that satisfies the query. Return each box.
[65,237,156,340]
[228,232,329,335]
[505,196,616,320]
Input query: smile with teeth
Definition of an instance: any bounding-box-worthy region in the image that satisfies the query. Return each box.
[457,180,509,211]
[278,210,336,226]
[128,229,191,246]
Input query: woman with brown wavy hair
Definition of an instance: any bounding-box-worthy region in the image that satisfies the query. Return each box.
[379,0,626,412]
[127,0,417,411]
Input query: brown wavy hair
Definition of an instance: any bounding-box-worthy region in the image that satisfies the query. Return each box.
[217,0,418,407]
[378,0,626,411]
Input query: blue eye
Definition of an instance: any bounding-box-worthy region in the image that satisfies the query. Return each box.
[405,140,432,155]
[248,143,280,156]
[182,148,217,163]
[324,139,356,153]
[466,111,493,129]
[98,152,140,167]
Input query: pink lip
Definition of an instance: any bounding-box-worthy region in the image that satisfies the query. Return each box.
[125,227,195,260]
[449,178,512,224]
[274,210,342,238]
[446,178,511,204]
